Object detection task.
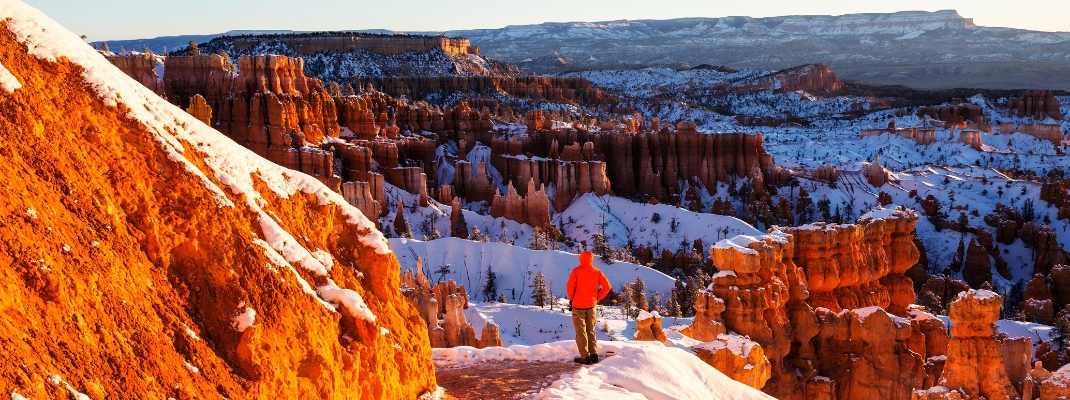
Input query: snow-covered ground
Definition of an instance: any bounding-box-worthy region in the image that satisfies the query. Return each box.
[435,301,770,400]
[389,238,677,304]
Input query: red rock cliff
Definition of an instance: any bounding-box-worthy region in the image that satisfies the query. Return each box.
[0,6,435,399]
[699,207,934,399]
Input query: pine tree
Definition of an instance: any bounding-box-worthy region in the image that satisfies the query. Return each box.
[100,41,110,53]
[497,292,506,303]
[592,233,612,263]
[187,40,201,56]
[632,277,648,311]
[326,81,342,98]
[619,284,635,318]
[482,267,498,302]
[683,276,701,317]
[1022,199,1036,222]
[343,83,356,97]
[669,298,683,318]
[530,272,549,307]
[218,50,236,73]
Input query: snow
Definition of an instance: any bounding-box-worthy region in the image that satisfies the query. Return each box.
[316,284,377,322]
[0,0,385,324]
[389,238,677,305]
[184,361,200,373]
[46,374,90,400]
[995,319,1056,356]
[531,344,775,400]
[0,60,21,92]
[183,324,201,341]
[693,334,758,358]
[24,208,36,219]
[10,390,29,400]
[232,306,256,332]
[852,306,884,319]
[462,301,692,346]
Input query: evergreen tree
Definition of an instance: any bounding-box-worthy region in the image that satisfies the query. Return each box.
[632,277,648,311]
[1022,199,1036,222]
[530,272,549,307]
[592,232,613,263]
[619,284,635,318]
[187,40,201,56]
[482,267,498,302]
[326,81,342,98]
[343,83,356,97]
[669,298,683,318]
[497,292,506,303]
[817,196,832,222]
[100,41,110,53]
[683,276,701,317]
[218,50,236,73]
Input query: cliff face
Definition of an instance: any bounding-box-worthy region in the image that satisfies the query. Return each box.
[698,207,935,399]
[0,5,435,399]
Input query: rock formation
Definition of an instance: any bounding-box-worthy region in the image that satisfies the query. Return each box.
[914,290,1019,399]
[1000,122,1066,145]
[691,206,932,399]
[633,311,668,342]
[489,180,551,229]
[400,264,501,349]
[693,334,772,390]
[680,290,727,341]
[863,155,891,187]
[956,129,984,150]
[0,12,435,398]
[1006,90,1063,120]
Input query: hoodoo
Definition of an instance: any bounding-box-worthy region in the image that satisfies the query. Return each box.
[0,2,435,398]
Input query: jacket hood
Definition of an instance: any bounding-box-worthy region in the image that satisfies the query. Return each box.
[579,250,594,267]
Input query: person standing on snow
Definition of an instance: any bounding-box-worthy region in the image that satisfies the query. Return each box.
[566,250,612,365]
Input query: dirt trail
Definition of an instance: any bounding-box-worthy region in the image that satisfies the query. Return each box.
[435,360,585,399]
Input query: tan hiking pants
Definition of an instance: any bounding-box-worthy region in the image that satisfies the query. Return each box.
[572,307,597,358]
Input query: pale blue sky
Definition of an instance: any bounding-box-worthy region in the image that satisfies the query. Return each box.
[23,0,1070,41]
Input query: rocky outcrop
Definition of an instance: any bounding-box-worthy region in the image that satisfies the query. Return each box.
[695,207,929,399]
[680,290,727,341]
[633,311,668,342]
[354,75,615,106]
[860,122,937,146]
[693,334,772,390]
[186,93,212,125]
[736,64,846,94]
[863,155,891,187]
[0,15,435,398]
[106,52,162,92]
[1020,274,1056,325]
[917,99,987,124]
[400,263,501,349]
[489,180,551,229]
[914,290,1018,400]
[956,129,984,150]
[1006,90,1063,121]
[230,35,477,56]
[1000,123,1066,145]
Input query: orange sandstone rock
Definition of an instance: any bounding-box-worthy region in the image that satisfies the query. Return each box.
[0,15,434,399]
[693,334,772,390]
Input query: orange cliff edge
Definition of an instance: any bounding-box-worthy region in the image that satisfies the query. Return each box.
[0,3,436,399]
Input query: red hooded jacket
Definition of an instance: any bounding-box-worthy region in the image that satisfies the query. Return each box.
[566,251,611,309]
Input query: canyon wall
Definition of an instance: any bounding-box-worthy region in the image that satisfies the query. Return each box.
[0,16,435,399]
[694,207,940,399]
[227,35,478,56]
[352,75,615,106]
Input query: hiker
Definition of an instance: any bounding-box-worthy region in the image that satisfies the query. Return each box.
[566,250,611,365]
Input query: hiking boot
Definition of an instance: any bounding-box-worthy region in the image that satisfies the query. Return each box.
[573,356,591,365]
[588,354,599,364]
